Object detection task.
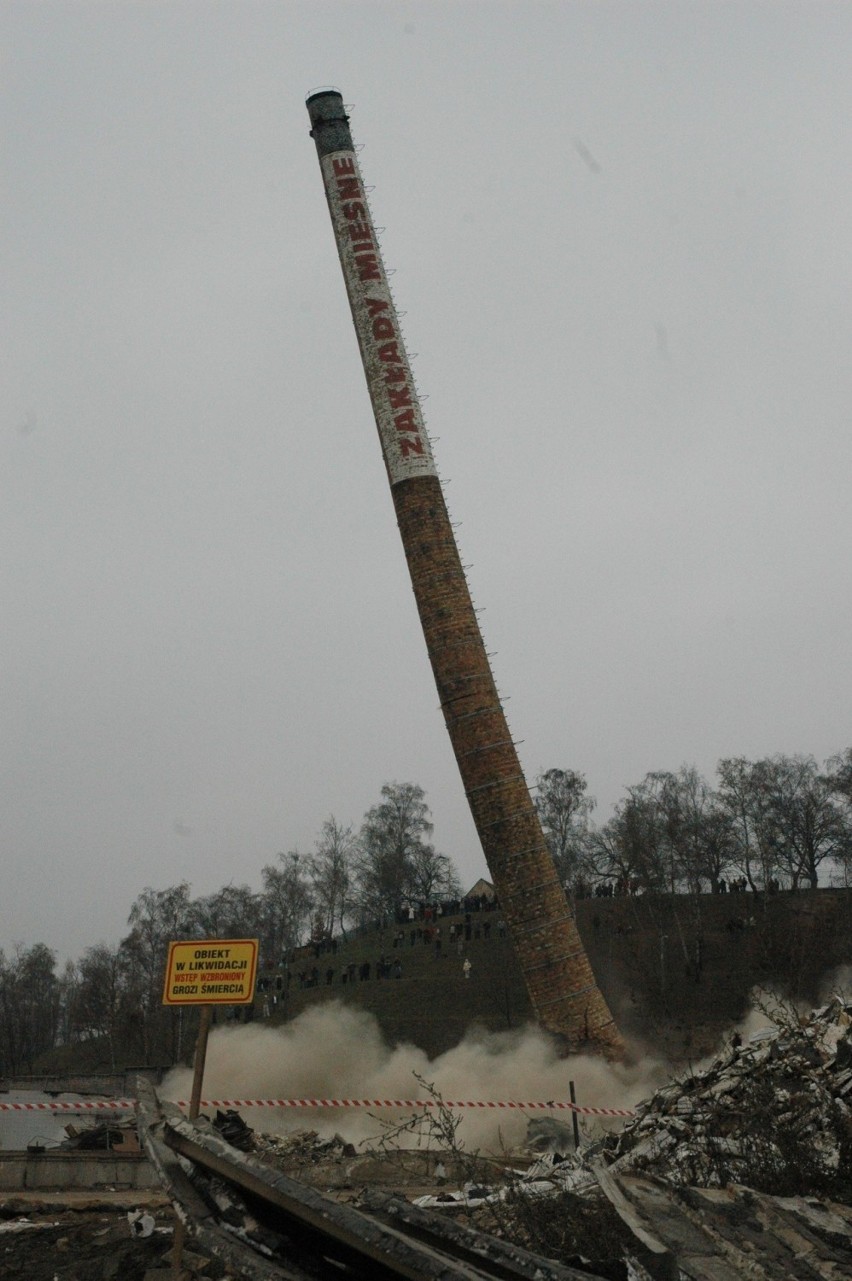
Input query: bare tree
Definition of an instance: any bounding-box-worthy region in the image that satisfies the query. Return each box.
[70,944,127,1068]
[189,884,261,940]
[0,944,60,1075]
[826,748,852,810]
[825,749,852,883]
[717,755,846,890]
[534,768,596,889]
[759,755,846,888]
[587,788,668,893]
[354,782,456,918]
[587,776,674,893]
[260,851,314,962]
[717,757,782,891]
[122,882,194,1062]
[308,816,356,939]
[654,766,735,893]
[407,842,461,904]
[56,958,80,1051]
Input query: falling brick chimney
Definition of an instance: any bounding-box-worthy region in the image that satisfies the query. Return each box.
[306,90,623,1056]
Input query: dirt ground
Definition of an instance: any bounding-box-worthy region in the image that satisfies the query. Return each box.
[0,1147,472,1280]
[0,1133,612,1280]
[0,1192,190,1281]
[0,1142,471,1281]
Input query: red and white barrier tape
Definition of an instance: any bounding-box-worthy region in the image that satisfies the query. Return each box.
[0,1099,135,1113]
[0,1096,634,1118]
[192,1097,636,1117]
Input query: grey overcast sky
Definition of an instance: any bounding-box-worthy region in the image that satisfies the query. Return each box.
[3,2,851,962]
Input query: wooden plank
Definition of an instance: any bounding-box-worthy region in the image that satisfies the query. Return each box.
[135,1078,314,1281]
[360,1189,608,1281]
[162,1112,503,1279]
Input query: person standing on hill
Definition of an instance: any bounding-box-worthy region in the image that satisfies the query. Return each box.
[463,957,472,980]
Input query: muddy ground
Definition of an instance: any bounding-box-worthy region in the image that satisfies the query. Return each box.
[0,1193,184,1281]
[0,1135,626,1281]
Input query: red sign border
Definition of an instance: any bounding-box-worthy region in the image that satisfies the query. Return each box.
[162,938,259,1006]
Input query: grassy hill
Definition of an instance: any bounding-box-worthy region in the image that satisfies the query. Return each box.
[263,889,852,1061]
[27,888,852,1079]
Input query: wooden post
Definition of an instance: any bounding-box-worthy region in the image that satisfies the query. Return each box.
[173,1004,212,1277]
[189,1005,212,1121]
[171,1218,187,1280]
[569,1080,581,1151]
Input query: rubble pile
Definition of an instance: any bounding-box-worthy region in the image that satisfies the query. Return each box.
[411,999,852,1212]
[253,1126,356,1163]
[0,1204,178,1281]
[601,996,852,1196]
[408,1005,852,1276]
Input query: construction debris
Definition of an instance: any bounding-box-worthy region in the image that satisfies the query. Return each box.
[0,1205,177,1281]
[406,1001,852,1277]
[127,1208,157,1237]
[410,997,852,1206]
[210,1107,254,1152]
[34,1003,843,1280]
[137,1081,604,1281]
[601,995,852,1196]
[61,1118,140,1152]
[252,1126,356,1163]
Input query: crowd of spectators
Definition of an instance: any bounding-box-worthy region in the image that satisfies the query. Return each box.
[257,890,507,1004]
[571,874,777,899]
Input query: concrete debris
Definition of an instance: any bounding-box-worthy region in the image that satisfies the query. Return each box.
[252,1126,356,1162]
[413,1152,599,1211]
[597,1171,852,1281]
[601,996,852,1192]
[210,1106,254,1152]
[0,1217,47,1234]
[127,1208,156,1237]
[410,1001,852,1277]
[124,1002,852,1277]
[0,1207,180,1280]
[526,1116,579,1152]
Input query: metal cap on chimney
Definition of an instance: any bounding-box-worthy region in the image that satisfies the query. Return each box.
[306,89,352,157]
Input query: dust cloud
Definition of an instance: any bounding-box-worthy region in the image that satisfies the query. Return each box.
[820,965,852,1004]
[694,976,852,1070]
[726,992,788,1046]
[162,1003,671,1152]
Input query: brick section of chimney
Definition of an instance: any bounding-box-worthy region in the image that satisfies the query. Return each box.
[392,475,622,1053]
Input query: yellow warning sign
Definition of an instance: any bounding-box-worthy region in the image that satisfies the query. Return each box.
[162,939,259,1006]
